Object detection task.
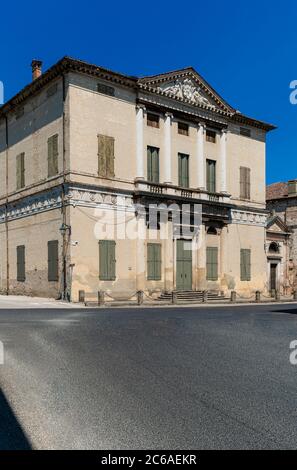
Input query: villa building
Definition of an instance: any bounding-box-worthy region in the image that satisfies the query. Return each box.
[0,57,275,301]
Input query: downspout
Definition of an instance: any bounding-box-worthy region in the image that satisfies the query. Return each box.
[5,115,9,295]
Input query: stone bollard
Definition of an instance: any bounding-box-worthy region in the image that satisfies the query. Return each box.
[203,291,208,303]
[137,290,144,305]
[275,290,281,301]
[231,291,237,303]
[172,291,178,304]
[293,291,297,301]
[98,290,105,306]
[78,290,85,303]
[255,291,261,303]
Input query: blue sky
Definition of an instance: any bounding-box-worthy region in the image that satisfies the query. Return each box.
[1,0,296,184]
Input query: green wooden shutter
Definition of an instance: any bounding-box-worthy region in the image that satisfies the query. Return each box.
[147,243,161,280]
[241,249,251,281]
[106,136,115,177]
[147,146,159,183]
[206,160,216,193]
[98,134,106,177]
[206,247,218,281]
[99,240,116,280]
[240,167,251,199]
[48,240,59,281]
[17,245,25,282]
[48,134,58,177]
[178,153,189,188]
[16,153,25,189]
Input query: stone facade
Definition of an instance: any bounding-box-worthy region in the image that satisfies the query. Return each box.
[0,57,275,301]
[267,181,297,292]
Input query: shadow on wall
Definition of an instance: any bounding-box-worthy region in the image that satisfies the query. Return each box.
[0,388,31,450]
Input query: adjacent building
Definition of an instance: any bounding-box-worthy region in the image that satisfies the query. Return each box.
[266,181,297,294]
[0,57,275,301]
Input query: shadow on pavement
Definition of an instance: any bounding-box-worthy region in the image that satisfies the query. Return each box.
[273,309,297,315]
[0,388,31,449]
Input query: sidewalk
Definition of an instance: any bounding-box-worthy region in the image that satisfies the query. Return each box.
[0,295,82,309]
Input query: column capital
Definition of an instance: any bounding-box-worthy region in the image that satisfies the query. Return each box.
[221,127,229,135]
[136,104,146,113]
[165,112,174,120]
[197,122,206,130]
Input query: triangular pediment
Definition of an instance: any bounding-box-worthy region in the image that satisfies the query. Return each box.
[138,67,236,114]
[266,215,289,233]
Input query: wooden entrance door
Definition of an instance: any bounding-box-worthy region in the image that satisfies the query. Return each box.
[270,263,277,292]
[176,240,192,291]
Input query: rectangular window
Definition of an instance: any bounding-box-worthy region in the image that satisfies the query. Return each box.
[178,122,189,136]
[17,245,25,282]
[240,167,251,200]
[147,146,160,183]
[241,249,251,281]
[48,240,59,282]
[206,130,216,143]
[98,134,115,178]
[206,247,218,281]
[97,83,115,97]
[147,243,162,280]
[178,153,189,188]
[206,159,216,193]
[147,113,159,128]
[240,127,251,137]
[99,240,116,280]
[48,134,59,177]
[16,152,25,189]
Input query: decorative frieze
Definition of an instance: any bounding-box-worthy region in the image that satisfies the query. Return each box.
[231,209,267,227]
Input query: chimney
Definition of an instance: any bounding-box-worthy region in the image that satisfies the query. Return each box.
[31,60,42,81]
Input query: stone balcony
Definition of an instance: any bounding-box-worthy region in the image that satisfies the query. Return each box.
[134,179,231,204]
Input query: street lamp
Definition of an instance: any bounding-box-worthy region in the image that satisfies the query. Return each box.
[59,223,71,236]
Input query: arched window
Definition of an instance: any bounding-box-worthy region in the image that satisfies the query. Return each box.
[207,227,217,235]
[269,242,279,254]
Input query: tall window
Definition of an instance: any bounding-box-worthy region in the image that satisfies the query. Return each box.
[240,249,251,281]
[240,167,251,200]
[206,247,218,281]
[98,134,115,178]
[206,159,216,193]
[17,245,25,282]
[16,153,25,189]
[178,153,189,188]
[48,134,59,177]
[48,240,59,281]
[147,146,160,183]
[147,243,162,280]
[99,240,116,280]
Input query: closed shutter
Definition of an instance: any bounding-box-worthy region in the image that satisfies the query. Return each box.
[206,247,218,281]
[241,249,251,281]
[16,153,25,189]
[48,134,59,177]
[240,167,251,199]
[17,245,25,282]
[147,146,159,183]
[98,135,115,177]
[98,134,106,176]
[147,243,161,280]
[48,240,59,281]
[106,136,115,177]
[178,153,189,188]
[206,160,216,193]
[99,240,116,280]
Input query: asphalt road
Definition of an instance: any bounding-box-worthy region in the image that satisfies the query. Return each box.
[0,303,297,450]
